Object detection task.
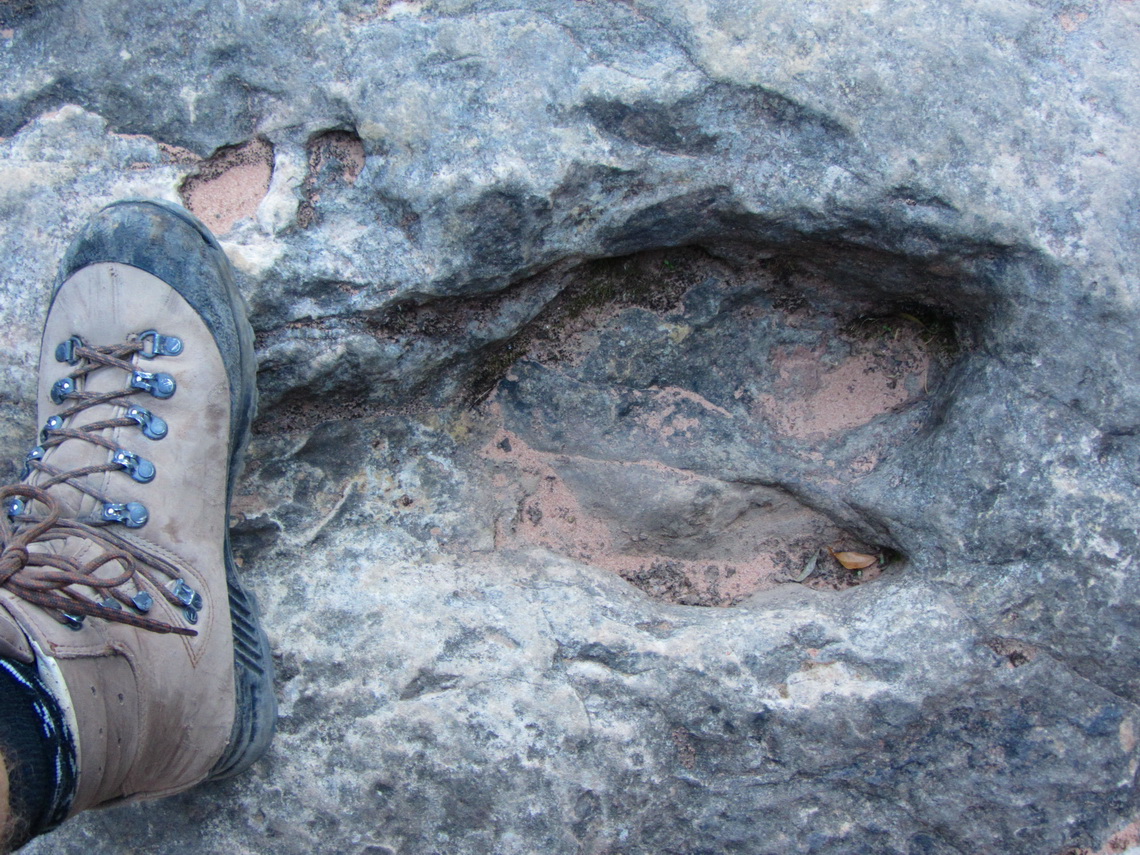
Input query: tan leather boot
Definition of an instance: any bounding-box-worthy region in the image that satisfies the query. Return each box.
[0,201,275,824]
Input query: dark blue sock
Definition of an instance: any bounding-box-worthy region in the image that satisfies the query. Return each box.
[0,657,76,847]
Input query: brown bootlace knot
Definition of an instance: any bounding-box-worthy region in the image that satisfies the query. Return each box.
[0,545,30,580]
[0,485,195,636]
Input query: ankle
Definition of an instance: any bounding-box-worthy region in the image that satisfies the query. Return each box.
[0,657,77,848]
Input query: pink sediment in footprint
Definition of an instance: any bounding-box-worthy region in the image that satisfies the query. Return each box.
[180,138,274,234]
[756,338,929,439]
[634,386,732,439]
[309,130,365,185]
[298,131,366,227]
[483,427,823,606]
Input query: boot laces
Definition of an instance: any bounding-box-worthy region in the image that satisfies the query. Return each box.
[0,334,199,637]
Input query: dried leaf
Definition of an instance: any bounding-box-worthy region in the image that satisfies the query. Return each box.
[793,549,820,582]
[828,548,877,570]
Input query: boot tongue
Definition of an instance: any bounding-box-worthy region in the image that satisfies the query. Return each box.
[29,348,136,520]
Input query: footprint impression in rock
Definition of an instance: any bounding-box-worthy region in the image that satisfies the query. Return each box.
[480,248,957,606]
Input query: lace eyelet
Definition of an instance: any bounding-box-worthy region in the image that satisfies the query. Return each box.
[125,406,168,440]
[130,370,176,399]
[137,330,184,358]
[101,501,149,528]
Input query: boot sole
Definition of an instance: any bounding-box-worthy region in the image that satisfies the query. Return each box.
[55,199,277,781]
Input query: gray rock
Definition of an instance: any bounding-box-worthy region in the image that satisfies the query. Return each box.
[1,0,1139,852]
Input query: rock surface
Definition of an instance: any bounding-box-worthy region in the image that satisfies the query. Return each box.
[2,1,1140,852]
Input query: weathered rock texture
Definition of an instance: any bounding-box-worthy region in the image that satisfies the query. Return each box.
[3,1,1140,853]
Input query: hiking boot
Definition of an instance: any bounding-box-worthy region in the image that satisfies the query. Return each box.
[0,200,275,823]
